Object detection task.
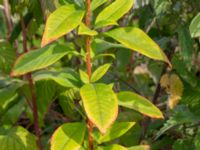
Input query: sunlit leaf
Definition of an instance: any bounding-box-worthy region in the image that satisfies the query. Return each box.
[79,69,89,83]
[91,0,107,11]
[95,0,134,28]
[80,83,118,134]
[117,91,164,119]
[189,13,200,38]
[97,144,127,150]
[11,43,74,76]
[51,122,86,150]
[105,27,171,67]
[78,23,98,36]
[128,145,150,150]
[41,4,85,47]
[91,63,111,82]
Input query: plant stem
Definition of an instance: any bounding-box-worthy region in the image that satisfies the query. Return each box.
[3,0,13,38]
[27,73,42,150]
[85,0,93,150]
[86,0,92,78]
[20,15,42,150]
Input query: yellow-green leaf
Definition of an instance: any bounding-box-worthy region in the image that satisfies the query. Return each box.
[51,122,86,150]
[189,13,200,38]
[128,145,150,150]
[117,91,164,119]
[78,23,98,36]
[80,83,118,134]
[95,0,134,28]
[0,126,37,150]
[79,69,89,83]
[97,144,127,150]
[91,63,111,82]
[41,4,85,47]
[160,74,183,109]
[93,122,135,144]
[91,0,107,11]
[105,27,171,67]
[11,44,74,76]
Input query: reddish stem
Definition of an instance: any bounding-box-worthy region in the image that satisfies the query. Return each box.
[27,74,42,150]
[85,0,93,150]
[86,0,92,78]
[20,15,42,150]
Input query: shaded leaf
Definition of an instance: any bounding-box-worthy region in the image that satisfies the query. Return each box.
[0,126,37,150]
[160,74,183,109]
[93,122,135,144]
[33,69,82,88]
[0,42,16,73]
[178,25,193,66]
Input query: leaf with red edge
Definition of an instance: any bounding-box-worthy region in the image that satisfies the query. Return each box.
[41,4,85,47]
[117,91,164,119]
[80,83,118,134]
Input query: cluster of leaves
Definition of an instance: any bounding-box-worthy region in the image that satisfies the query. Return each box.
[0,0,200,150]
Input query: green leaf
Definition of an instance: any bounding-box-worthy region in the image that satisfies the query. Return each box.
[91,63,111,82]
[51,122,86,150]
[95,0,134,28]
[33,69,82,88]
[128,145,150,150]
[93,122,135,144]
[117,92,164,119]
[79,69,89,83]
[11,43,74,76]
[36,80,58,126]
[41,4,85,47]
[0,126,37,150]
[91,38,125,54]
[1,97,25,125]
[172,138,195,150]
[93,54,116,61]
[0,84,20,113]
[189,13,200,38]
[80,83,118,134]
[91,0,107,11]
[178,25,193,66]
[95,20,118,29]
[97,144,127,150]
[78,23,98,36]
[195,132,200,149]
[105,27,171,66]
[0,42,16,73]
